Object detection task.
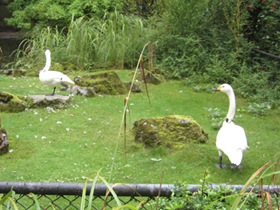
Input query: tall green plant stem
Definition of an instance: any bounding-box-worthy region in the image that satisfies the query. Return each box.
[108,42,151,184]
[224,0,247,51]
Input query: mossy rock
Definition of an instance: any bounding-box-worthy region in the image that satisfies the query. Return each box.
[0,127,9,155]
[12,69,26,77]
[129,70,165,85]
[124,82,141,92]
[74,71,127,95]
[133,115,208,149]
[0,92,31,113]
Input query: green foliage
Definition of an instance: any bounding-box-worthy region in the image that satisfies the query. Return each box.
[246,0,280,55]
[205,107,224,130]
[5,0,124,30]
[9,11,151,71]
[157,162,280,210]
[163,0,209,35]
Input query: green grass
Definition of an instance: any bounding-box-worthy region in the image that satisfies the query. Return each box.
[0,71,279,185]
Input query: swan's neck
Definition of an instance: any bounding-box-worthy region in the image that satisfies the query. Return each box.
[226,90,236,122]
[43,52,51,72]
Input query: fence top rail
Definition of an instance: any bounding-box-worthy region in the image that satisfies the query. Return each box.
[0,181,279,197]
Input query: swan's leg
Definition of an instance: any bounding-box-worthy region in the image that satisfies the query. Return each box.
[46,87,56,96]
[215,151,228,168]
[60,82,68,88]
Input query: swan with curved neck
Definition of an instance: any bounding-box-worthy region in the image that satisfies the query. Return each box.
[39,49,75,96]
[213,84,248,169]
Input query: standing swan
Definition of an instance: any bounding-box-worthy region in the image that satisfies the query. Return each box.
[39,50,75,96]
[213,84,248,169]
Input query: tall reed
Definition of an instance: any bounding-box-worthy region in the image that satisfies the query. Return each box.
[11,12,151,71]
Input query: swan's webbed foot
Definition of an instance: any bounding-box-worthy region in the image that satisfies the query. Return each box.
[230,164,243,169]
[215,163,228,168]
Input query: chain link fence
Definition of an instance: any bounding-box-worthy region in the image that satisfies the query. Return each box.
[0,181,279,209]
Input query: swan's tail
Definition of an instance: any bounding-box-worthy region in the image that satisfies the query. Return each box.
[62,76,75,85]
[224,148,243,166]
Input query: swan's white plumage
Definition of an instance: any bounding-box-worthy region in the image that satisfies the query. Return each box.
[39,70,75,87]
[217,121,247,166]
[39,49,74,95]
[214,84,248,167]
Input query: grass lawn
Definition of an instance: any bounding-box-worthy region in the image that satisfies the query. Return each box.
[0,70,279,185]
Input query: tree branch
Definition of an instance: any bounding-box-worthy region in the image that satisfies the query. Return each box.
[252,48,280,60]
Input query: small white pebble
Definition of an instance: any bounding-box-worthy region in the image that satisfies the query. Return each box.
[41,136,46,139]
[88,118,92,121]
[34,112,38,115]
[57,121,62,124]
[49,141,51,144]
[9,149,13,153]
[40,118,42,122]
[34,135,37,138]
[84,131,87,134]
[66,128,70,132]
[16,135,19,138]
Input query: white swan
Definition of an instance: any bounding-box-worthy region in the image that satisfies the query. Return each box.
[39,49,75,96]
[213,84,248,169]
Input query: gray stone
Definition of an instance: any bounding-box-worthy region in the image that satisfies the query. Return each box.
[0,69,26,77]
[61,86,96,97]
[133,115,208,149]
[124,82,141,92]
[28,95,71,109]
[0,127,9,155]
[0,69,12,75]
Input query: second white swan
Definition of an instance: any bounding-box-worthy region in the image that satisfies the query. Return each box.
[39,50,75,96]
[213,84,248,169]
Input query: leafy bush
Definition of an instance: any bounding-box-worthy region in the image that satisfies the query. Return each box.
[5,0,125,30]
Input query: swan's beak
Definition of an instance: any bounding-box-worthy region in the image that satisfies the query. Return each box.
[212,86,222,91]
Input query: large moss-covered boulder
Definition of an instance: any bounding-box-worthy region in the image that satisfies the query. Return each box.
[129,70,165,85]
[0,92,30,112]
[74,71,127,95]
[0,127,9,155]
[133,115,208,149]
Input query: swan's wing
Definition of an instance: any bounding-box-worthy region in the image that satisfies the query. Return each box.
[40,71,75,86]
[216,122,248,165]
